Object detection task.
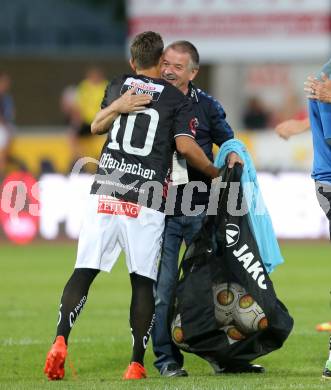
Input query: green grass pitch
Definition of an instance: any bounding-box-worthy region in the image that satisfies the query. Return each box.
[1,241,330,389]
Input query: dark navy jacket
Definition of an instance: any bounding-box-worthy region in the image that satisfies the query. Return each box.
[171,83,234,215]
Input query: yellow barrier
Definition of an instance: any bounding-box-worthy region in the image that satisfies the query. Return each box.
[9,134,106,175]
[8,131,257,176]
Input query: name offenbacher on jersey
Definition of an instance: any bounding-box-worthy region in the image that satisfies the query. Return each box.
[99,153,156,180]
[94,162,266,217]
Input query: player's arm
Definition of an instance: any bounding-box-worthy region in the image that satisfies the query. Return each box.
[91,87,152,135]
[275,118,310,140]
[91,103,120,135]
[175,136,219,178]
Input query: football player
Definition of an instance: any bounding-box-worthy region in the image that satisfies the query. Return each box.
[44,31,220,381]
[275,64,331,380]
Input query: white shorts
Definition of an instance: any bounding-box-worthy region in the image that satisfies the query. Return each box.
[75,195,165,281]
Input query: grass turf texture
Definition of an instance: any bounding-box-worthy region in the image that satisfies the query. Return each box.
[1,241,330,389]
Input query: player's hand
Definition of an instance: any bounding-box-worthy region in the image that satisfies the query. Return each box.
[304,73,331,103]
[275,118,310,140]
[275,120,297,140]
[227,152,244,168]
[112,87,152,113]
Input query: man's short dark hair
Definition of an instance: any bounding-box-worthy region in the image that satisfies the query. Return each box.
[166,41,200,70]
[130,31,164,70]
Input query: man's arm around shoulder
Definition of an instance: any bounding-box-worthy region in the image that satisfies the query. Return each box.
[91,87,152,135]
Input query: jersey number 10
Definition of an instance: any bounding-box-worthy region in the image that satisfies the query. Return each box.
[107,108,159,157]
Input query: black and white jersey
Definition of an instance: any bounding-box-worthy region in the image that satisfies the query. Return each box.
[91,74,195,210]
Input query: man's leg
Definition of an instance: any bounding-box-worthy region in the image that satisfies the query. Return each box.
[152,216,185,375]
[182,213,206,247]
[315,181,331,379]
[44,268,99,380]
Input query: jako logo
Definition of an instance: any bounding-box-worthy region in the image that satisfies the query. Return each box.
[226,223,240,247]
[233,244,267,290]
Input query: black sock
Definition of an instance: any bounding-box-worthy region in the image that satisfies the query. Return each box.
[56,268,99,344]
[129,273,155,365]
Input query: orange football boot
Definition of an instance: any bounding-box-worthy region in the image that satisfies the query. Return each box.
[123,362,147,380]
[316,322,331,332]
[44,336,68,380]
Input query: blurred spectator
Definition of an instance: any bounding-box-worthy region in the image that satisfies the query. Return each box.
[242,96,270,130]
[270,92,307,128]
[0,72,15,177]
[69,66,108,173]
[60,85,78,127]
[59,84,81,172]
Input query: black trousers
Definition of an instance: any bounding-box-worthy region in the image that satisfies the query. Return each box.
[315,181,331,240]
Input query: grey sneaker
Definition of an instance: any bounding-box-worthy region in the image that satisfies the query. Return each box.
[160,363,188,377]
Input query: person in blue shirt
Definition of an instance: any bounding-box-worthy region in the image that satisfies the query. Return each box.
[275,62,331,380]
[151,41,266,377]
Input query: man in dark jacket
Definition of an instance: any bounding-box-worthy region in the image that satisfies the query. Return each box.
[151,41,255,377]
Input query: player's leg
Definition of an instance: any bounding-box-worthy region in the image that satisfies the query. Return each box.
[323,337,331,380]
[130,273,155,363]
[44,268,99,380]
[123,273,157,380]
[44,194,120,380]
[315,181,331,240]
[55,268,100,342]
[152,216,186,377]
[121,206,165,379]
[315,181,331,379]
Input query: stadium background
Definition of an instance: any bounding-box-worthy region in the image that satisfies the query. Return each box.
[1,1,331,388]
[1,0,329,243]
